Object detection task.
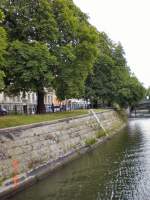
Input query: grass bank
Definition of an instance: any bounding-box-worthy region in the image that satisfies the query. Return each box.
[0,109,106,129]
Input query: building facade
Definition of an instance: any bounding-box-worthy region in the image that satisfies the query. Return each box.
[0,89,90,114]
[0,89,55,114]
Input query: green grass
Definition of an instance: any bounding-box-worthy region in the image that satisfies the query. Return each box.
[85,137,96,146]
[0,109,108,129]
[95,129,106,138]
[0,110,89,129]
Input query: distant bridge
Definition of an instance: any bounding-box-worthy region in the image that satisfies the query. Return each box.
[130,99,150,118]
[136,100,150,110]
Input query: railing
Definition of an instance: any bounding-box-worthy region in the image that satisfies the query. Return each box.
[0,103,89,115]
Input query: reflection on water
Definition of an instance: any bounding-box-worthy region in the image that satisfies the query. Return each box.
[8,118,150,200]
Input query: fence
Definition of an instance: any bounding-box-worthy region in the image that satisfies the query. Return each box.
[0,102,89,115]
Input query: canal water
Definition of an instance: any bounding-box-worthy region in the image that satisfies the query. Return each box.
[9,118,150,200]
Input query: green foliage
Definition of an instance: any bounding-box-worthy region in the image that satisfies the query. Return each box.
[51,0,99,100]
[0,0,59,112]
[1,0,98,113]
[0,70,5,89]
[0,0,145,111]
[0,9,7,90]
[0,0,58,42]
[0,110,88,129]
[96,130,106,138]
[116,74,146,107]
[85,33,145,108]
[5,40,56,94]
[0,177,4,187]
[85,137,96,146]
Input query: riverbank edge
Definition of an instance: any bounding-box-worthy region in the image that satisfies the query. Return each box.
[0,110,109,132]
[0,110,126,200]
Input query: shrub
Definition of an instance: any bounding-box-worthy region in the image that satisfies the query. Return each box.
[85,137,96,146]
[96,130,106,138]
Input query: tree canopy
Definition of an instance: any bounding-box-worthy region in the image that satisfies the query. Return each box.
[85,33,145,108]
[0,0,145,113]
[51,0,98,99]
[1,0,98,113]
[0,9,7,89]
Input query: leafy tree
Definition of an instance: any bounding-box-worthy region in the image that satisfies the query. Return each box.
[110,43,145,107]
[51,0,98,100]
[85,33,115,107]
[0,10,7,89]
[126,76,146,107]
[5,41,57,113]
[0,0,58,42]
[112,42,126,66]
[1,0,98,113]
[1,0,58,113]
[85,32,145,108]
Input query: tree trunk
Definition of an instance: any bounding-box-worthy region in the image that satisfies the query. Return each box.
[37,91,46,114]
[93,99,98,108]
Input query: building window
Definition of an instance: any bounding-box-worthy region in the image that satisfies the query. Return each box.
[17,96,20,102]
[48,96,51,103]
[32,94,35,102]
[48,96,53,104]
[3,94,7,102]
[28,94,30,102]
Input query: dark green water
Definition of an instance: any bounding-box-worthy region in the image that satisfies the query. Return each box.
[9,119,150,200]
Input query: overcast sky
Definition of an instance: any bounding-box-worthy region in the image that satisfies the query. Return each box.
[73,0,150,88]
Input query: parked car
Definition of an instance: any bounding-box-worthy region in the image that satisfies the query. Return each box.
[0,107,8,116]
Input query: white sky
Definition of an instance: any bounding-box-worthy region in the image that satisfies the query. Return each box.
[73,0,150,88]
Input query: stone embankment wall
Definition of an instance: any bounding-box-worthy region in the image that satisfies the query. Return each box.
[0,110,125,199]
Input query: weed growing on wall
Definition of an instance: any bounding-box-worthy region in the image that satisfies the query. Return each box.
[85,137,96,146]
[95,130,106,138]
